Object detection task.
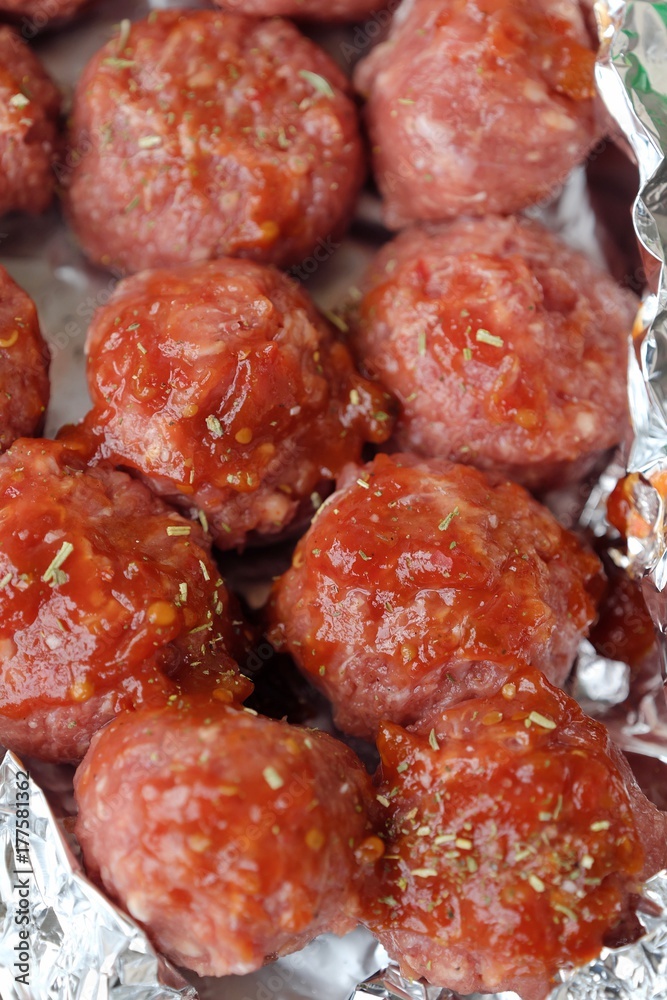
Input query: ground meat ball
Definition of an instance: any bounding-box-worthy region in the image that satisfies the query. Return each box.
[354,0,602,228]
[0,439,253,764]
[0,266,49,450]
[0,27,60,217]
[62,11,365,274]
[74,700,381,976]
[214,0,381,20]
[67,259,393,550]
[348,217,636,491]
[268,453,602,739]
[361,666,667,998]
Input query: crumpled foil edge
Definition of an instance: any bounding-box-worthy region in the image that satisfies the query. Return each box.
[0,750,196,1000]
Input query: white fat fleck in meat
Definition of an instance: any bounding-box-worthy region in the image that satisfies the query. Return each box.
[126,892,153,923]
[541,109,579,132]
[523,80,548,103]
[197,724,221,744]
[574,411,598,439]
[161,785,191,812]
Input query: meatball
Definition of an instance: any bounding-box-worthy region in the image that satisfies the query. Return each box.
[214,0,381,20]
[354,0,601,228]
[0,439,252,763]
[268,453,602,738]
[0,266,49,450]
[67,259,393,550]
[74,700,381,976]
[348,216,636,491]
[0,26,60,218]
[62,10,365,274]
[361,666,667,998]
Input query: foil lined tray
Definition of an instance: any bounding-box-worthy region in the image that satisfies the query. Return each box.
[3,1,667,998]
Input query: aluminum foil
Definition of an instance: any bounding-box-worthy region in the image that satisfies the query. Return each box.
[0,750,197,1000]
[602,0,667,603]
[2,1,667,999]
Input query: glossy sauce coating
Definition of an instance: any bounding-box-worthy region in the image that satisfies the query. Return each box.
[63,10,365,273]
[0,439,252,763]
[0,27,60,217]
[349,217,636,491]
[74,701,380,976]
[0,266,50,450]
[70,259,392,549]
[354,0,601,228]
[362,666,667,999]
[268,453,602,738]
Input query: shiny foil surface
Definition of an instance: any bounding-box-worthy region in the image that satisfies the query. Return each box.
[2,1,667,999]
[0,751,197,999]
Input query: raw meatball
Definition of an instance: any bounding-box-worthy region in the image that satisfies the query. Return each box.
[354,0,601,228]
[349,217,636,491]
[214,0,381,20]
[63,10,365,274]
[0,439,253,763]
[74,700,382,976]
[0,27,60,217]
[362,665,667,998]
[67,259,393,550]
[0,266,49,449]
[268,453,602,738]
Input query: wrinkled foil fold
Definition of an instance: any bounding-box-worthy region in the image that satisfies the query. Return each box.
[601,0,667,584]
[0,751,196,999]
[3,1,667,999]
